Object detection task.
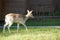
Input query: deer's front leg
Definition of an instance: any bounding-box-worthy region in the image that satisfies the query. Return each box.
[22,23,28,32]
[17,23,19,33]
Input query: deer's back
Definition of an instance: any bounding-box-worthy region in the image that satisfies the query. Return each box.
[5,13,26,23]
[6,13,25,18]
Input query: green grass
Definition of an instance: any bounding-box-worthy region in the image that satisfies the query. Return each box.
[0,28,60,40]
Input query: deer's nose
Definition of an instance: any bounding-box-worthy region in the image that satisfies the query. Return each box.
[32,16,34,18]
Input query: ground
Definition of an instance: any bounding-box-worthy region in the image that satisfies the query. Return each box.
[0,27,60,40]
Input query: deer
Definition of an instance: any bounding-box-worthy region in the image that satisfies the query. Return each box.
[3,10,34,33]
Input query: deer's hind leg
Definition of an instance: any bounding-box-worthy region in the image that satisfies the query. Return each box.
[3,23,9,33]
[7,22,13,33]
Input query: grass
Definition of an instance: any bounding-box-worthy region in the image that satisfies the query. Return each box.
[0,27,60,40]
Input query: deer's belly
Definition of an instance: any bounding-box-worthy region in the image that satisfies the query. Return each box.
[14,19,25,23]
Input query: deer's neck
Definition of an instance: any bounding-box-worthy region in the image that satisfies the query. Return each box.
[25,14,30,22]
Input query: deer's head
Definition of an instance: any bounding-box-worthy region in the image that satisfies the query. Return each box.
[27,10,34,18]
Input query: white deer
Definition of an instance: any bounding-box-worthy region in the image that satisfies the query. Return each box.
[3,10,34,33]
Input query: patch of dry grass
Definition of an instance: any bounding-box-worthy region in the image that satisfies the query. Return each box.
[0,28,60,40]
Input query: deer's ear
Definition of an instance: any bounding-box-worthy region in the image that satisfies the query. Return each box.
[31,10,33,11]
[30,10,33,13]
[27,10,29,13]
